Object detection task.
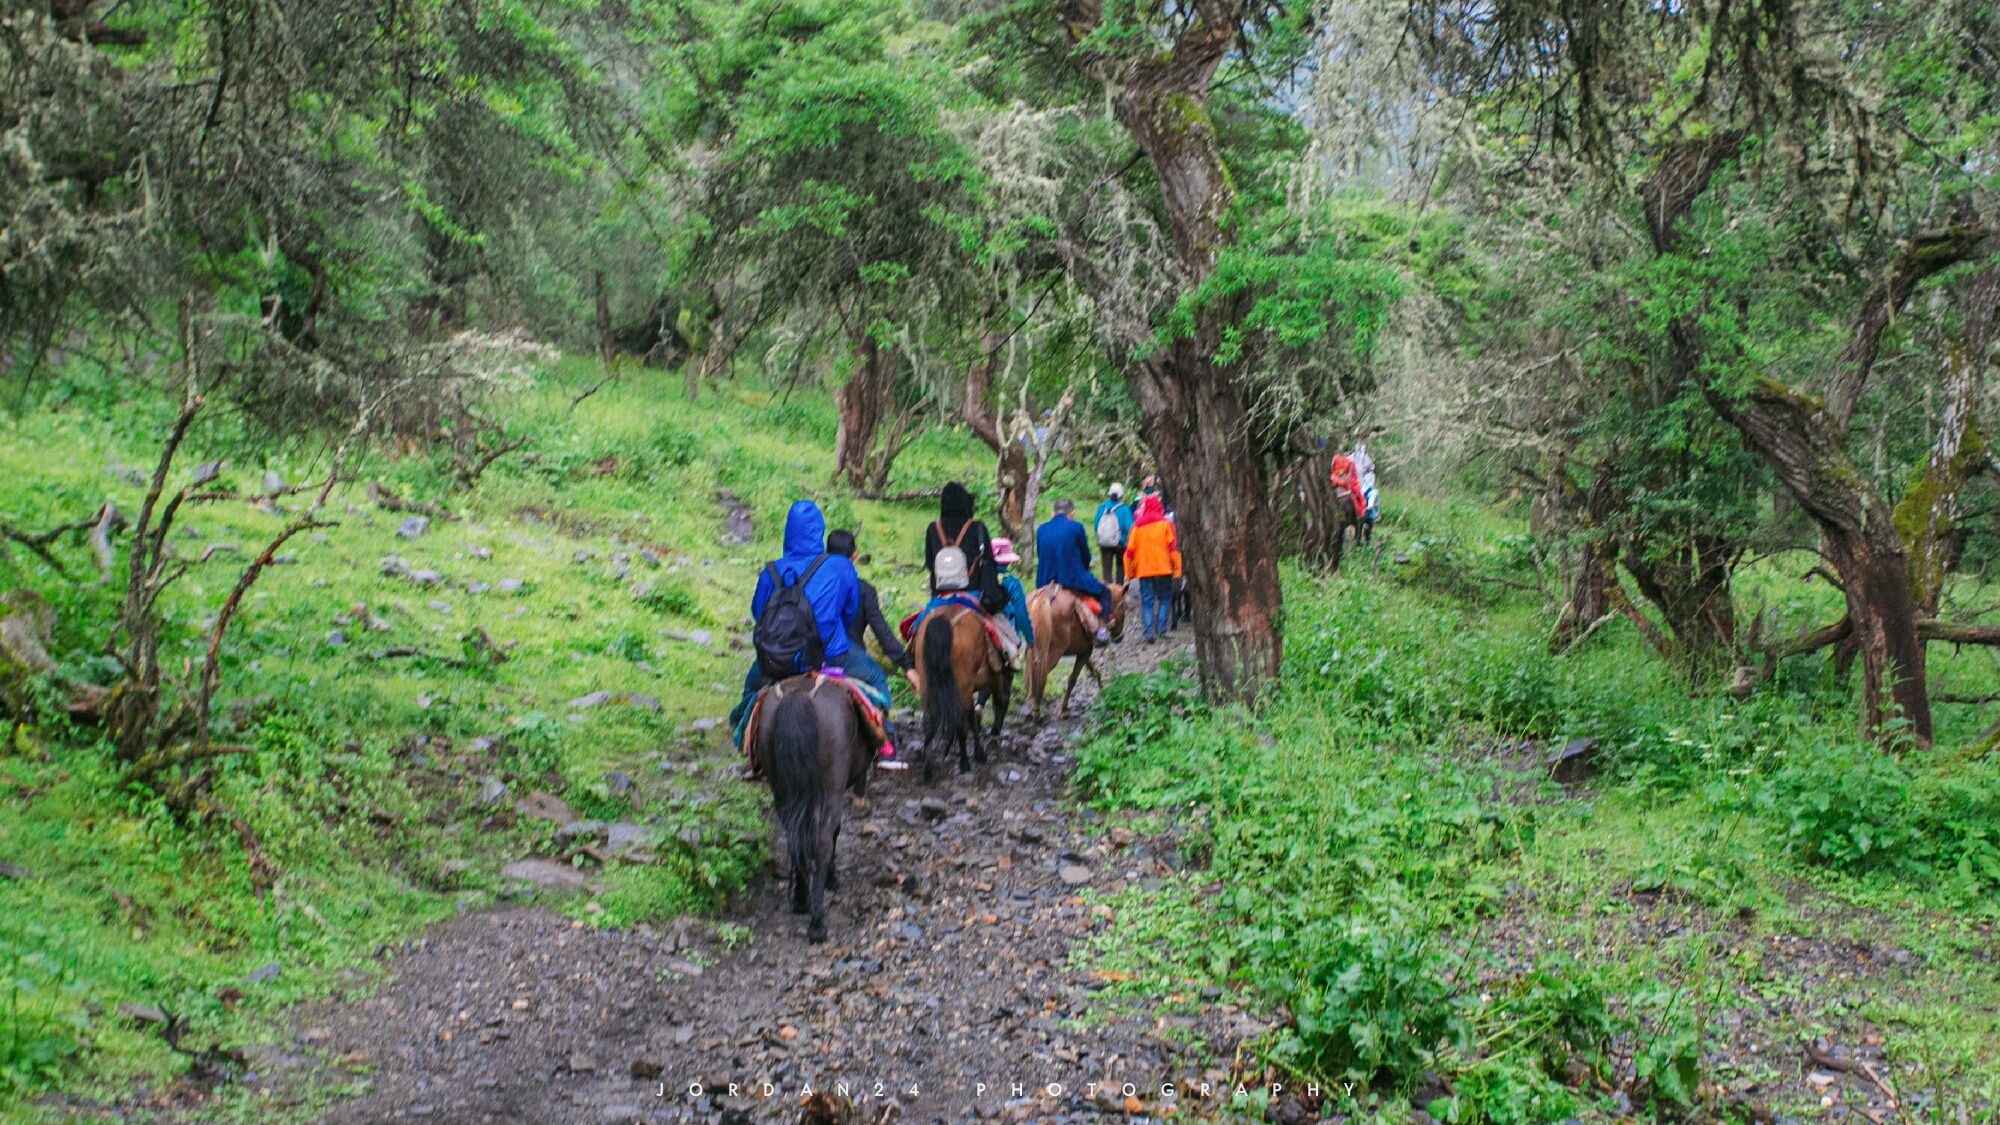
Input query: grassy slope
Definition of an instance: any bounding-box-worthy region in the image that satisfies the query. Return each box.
[0,360,991,1119]
[1069,496,2000,1125]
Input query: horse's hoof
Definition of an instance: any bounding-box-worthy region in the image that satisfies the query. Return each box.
[806,924,828,943]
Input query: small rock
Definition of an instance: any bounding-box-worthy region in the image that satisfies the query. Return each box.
[630,1059,664,1080]
[0,863,34,881]
[1266,1097,1311,1125]
[1547,737,1597,784]
[397,516,431,539]
[1059,865,1092,886]
[621,693,662,712]
[438,858,473,880]
[918,798,950,822]
[687,629,712,646]
[262,470,284,493]
[326,630,348,647]
[497,578,525,592]
[477,780,509,807]
[556,820,608,842]
[568,1054,597,1073]
[500,859,586,888]
[466,581,491,594]
[569,691,612,710]
[666,961,704,977]
[512,791,577,825]
[410,569,443,585]
[428,600,451,612]
[380,556,411,577]
[974,1100,1002,1119]
[469,736,496,752]
[118,1002,167,1024]
[572,550,592,565]
[245,962,282,985]
[471,546,492,560]
[691,718,717,732]
[215,986,243,1007]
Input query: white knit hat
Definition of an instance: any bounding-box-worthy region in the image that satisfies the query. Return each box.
[1108,482,1125,499]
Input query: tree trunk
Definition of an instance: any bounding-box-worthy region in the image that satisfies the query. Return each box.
[1135,336,1284,702]
[963,331,1029,538]
[594,271,613,372]
[1898,269,2000,616]
[1620,532,1738,684]
[834,334,899,491]
[1081,17,1283,704]
[1548,467,1621,653]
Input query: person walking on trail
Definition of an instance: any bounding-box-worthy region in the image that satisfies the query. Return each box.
[1352,442,1380,530]
[729,501,896,771]
[1035,498,1112,643]
[827,529,906,671]
[1123,493,1180,643]
[1092,484,1134,584]
[990,537,1035,648]
[919,481,1024,667]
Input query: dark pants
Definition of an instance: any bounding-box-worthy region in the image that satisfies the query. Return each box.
[732,647,895,749]
[1099,546,1124,584]
[1139,576,1174,638]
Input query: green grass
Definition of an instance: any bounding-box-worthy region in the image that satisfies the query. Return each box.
[1068,497,2000,1125]
[0,359,988,1118]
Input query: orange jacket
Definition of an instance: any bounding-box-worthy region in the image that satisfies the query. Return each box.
[1124,518,1182,580]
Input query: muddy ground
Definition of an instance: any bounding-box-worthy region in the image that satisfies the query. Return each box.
[271,634,1265,1125]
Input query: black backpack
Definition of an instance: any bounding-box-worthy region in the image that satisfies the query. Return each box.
[753,553,831,680]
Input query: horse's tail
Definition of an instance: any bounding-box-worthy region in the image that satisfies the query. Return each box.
[921,612,963,746]
[768,691,821,882]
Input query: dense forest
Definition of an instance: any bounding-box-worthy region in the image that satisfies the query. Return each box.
[2,0,1999,1122]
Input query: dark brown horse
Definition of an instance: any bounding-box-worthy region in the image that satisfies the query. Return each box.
[1025,583,1127,719]
[912,605,1012,783]
[748,676,879,942]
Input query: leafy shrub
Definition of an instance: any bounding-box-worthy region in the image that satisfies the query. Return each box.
[636,582,704,620]
[1269,911,1464,1083]
[1761,742,1923,871]
[0,928,87,1092]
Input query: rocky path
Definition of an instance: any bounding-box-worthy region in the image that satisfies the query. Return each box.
[288,634,1262,1125]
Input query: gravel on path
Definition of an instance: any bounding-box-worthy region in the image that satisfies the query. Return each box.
[282,634,1263,1125]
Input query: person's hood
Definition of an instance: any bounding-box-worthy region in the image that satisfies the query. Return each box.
[941,481,975,521]
[782,500,827,558]
[1134,494,1166,526]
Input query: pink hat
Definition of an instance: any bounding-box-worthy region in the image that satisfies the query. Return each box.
[990,537,1020,564]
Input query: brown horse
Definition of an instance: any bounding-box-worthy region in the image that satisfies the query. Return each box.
[911,604,1012,783]
[1025,583,1127,719]
[748,676,879,942]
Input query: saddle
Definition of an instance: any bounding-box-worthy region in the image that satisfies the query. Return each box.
[741,672,891,771]
[900,596,1018,660]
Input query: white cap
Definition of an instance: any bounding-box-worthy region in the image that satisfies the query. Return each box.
[1108,483,1124,499]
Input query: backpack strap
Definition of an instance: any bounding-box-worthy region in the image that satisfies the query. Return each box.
[772,552,832,589]
[947,521,971,549]
[797,551,831,585]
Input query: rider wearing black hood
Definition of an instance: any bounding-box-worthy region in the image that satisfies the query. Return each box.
[924,481,1007,615]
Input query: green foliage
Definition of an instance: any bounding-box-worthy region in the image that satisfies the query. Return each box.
[0,927,87,1093]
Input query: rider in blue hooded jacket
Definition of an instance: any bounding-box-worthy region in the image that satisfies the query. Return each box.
[730,501,895,755]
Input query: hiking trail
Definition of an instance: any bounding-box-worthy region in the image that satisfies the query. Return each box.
[286,634,1255,1125]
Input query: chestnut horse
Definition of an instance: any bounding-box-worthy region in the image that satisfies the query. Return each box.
[911,604,1012,783]
[749,676,878,942]
[1025,583,1127,719]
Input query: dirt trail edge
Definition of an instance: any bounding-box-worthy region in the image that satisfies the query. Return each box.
[295,636,1254,1125]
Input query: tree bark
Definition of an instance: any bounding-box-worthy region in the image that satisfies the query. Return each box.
[595,271,613,373]
[1548,463,1621,653]
[1898,269,2000,616]
[1054,1,1284,703]
[833,333,905,492]
[964,331,1030,538]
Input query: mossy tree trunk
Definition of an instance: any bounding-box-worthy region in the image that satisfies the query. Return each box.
[1053,0,1284,704]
